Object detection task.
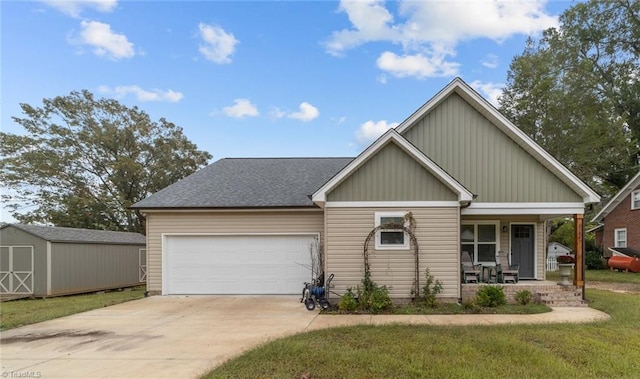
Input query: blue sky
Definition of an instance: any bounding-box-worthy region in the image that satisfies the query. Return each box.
[2,0,575,220]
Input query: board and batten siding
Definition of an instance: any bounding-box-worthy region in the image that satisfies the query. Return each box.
[325,207,460,299]
[49,243,142,296]
[327,141,457,202]
[145,211,324,293]
[463,215,545,280]
[402,93,583,203]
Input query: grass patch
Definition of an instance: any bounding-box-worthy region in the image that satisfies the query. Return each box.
[205,289,640,379]
[391,302,550,315]
[585,269,640,284]
[0,286,145,330]
[546,269,640,284]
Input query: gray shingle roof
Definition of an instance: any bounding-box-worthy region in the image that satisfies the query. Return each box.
[3,224,146,245]
[132,158,353,209]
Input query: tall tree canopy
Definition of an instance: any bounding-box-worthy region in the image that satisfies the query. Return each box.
[499,0,640,196]
[1,90,212,233]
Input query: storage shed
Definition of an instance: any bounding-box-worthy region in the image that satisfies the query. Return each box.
[0,224,146,297]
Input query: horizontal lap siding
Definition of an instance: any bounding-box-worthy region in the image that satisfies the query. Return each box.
[326,207,459,299]
[145,211,324,293]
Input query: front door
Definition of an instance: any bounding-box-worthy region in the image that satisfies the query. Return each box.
[511,225,535,279]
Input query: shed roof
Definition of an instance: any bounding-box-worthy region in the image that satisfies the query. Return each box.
[2,224,146,245]
[131,158,353,209]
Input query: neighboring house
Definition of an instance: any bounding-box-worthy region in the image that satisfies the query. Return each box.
[547,242,572,260]
[0,224,146,297]
[591,170,640,258]
[132,78,600,301]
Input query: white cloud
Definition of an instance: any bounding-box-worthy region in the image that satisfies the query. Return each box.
[72,20,134,60]
[376,51,460,79]
[288,102,320,122]
[41,0,117,18]
[198,23,238,64]
[325,0,558,79]
[269,107,286,120]
[223,98,259,118]
[481,54,499,69]
[355,120,399,145]
[470,80,504,107]
[324,0,401,56]
[98,85,183,102]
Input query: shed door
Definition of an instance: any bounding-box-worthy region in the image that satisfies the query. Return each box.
[0,246,34,294]
[164,235,316,295]
[139,249,147,282]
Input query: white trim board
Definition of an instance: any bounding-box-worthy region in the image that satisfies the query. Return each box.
[462,202,585,216]
[325,201,460,208]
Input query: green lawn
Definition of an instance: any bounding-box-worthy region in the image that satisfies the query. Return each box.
[205,289,640,378]
[585,269,640,284]
[546,268,640,284]
[0,286,145,330]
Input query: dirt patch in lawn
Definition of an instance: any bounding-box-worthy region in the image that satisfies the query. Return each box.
[587,281,640,294]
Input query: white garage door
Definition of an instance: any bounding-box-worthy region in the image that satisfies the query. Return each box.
[164,234,316,295]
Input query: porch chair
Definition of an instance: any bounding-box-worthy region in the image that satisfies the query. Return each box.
[496,251,519,283]
[461,251,481,283]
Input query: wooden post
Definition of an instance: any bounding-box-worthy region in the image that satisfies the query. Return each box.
[574,214,584,286]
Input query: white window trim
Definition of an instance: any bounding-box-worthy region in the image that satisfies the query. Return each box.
[460,221,500,265]
[375,211,409,250]
[614,228,627,248]
[632,190,640,210]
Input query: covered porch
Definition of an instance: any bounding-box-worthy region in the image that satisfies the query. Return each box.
[460,211,585,282]
[459,210,586,307]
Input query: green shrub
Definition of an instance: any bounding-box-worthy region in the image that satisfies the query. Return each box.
[475,285,506,307]
[514,289,533,305]
[586,251,606,270]
[419,268,443,307]
[357,282,392,313]
[338,288,358,312]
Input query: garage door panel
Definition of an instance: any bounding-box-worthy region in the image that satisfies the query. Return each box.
[165,235,316,295]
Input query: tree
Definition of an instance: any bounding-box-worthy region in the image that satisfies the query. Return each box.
[0,90,212,233]
[499,0,640,196]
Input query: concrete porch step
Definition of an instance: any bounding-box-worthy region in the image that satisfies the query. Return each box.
[539,299,589,307]
[535,287,586,307]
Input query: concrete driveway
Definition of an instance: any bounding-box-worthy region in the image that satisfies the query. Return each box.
[0,295,318,379]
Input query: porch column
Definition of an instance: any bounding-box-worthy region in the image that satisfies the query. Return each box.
[573,214,584,286]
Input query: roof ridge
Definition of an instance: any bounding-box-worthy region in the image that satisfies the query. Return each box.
[221,157,355,160]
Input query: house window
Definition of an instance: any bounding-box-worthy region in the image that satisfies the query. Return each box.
[375,212,409,250]
[614,228,627,248]
[461,222,498,263]
[632,190,640,210]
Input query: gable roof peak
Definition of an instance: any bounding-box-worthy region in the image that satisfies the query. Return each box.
[592,170,640,222]
[312,129,474,204]
[396,77,600,205]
